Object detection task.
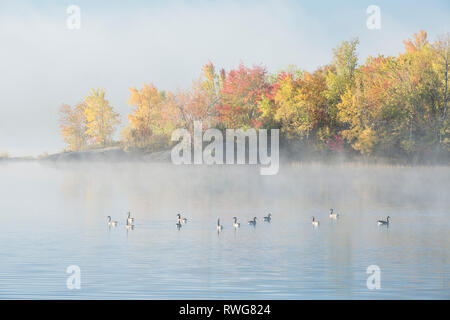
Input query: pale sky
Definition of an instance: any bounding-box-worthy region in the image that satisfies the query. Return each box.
[0,0,449,156]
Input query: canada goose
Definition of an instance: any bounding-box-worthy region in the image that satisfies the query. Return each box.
[176,221,182,230]
[107,216,118,227]
[127,212,134,225]
[329,208,339,219]
[233,217,240,228]
[125,219,134,230]
[177,213,187,224]
[312,216,319,227]
[263,213,272,222]
[377,216,391,226]
[248,217,257,226]
[217,218,223,231]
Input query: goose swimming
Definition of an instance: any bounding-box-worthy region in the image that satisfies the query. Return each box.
[312,216,319,227]
[263,213,272,222]
[127,212,134,225]
[329,209,339,219]
[248,217,257,226]
[107,216,118,227]
[125,218,134,230]
[233,217,240,228]
[377,216,391,226]
[177,213,187,224]
[217,218,223,231]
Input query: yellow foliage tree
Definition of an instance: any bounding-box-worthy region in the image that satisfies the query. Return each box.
[273,73,305,139]
[273,68,330,145]
[337,82,377,154]
[123,83,180,149]
[59,103,87,151]
[84,88,120,147]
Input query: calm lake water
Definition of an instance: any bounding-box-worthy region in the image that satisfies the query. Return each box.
[0,161,449,299]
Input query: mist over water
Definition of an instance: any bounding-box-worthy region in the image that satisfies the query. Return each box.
[0,161,449,299]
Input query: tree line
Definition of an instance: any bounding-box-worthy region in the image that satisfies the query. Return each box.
[59,31,449,160]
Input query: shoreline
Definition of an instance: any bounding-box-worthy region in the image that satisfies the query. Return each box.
[1,146,449,167]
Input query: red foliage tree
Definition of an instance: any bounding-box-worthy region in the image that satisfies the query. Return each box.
[216,64,272,129]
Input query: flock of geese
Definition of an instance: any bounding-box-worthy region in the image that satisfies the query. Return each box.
[107,212,135,230]
[107,209,392,231]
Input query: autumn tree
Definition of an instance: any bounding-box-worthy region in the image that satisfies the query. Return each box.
[84,88,120,147]
[176,63,223,132]
[271,72,304,138]
[270,66,333,151]
[325,38,359,126]
[337,31,448,157]
[296,67,333,147]
[201,62,224,107]
[433,32,449,150]
[58,103,87,151]
[122,84,181,150]
[57,30,448,160]
[397,31,441,153]
[216,64,272,129]
[336,61,383,155]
